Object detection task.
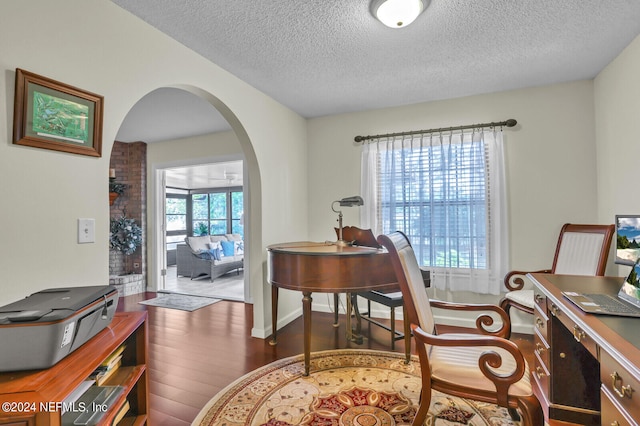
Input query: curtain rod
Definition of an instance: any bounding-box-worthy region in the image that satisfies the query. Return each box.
[353,118,517,143]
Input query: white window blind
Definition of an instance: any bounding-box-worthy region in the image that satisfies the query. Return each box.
[361,128,509,294]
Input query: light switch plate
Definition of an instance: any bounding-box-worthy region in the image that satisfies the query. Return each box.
[78,218,95,243]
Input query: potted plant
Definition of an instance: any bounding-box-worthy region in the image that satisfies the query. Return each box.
[109,180,126,205]
[195,222,209,236]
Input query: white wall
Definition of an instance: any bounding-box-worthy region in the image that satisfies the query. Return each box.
[0,0,308,338]
[307,81,599,333]
[147,131,244,166]
[595,34,640,279]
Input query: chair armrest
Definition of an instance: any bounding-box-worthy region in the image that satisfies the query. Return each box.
[178,242,201,257]
[429,299,510,338]
[411,323,527,400]
[503,269,551,291]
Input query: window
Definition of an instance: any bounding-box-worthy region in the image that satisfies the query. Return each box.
[378,140,488,269]
[208,192,227,235]
[192,193,210,236]
[231,191,244,234]
[189,188,243,237]
[361,129,508,294]
[164,187,243,262]
[166,196,187,232]
[165,194,187,251]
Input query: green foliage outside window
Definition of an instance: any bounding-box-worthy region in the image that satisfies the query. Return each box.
[194,222,209,236]
[192,194,209,220]
[166,198,186,214]
[188,190,243,237]
[166,198,187,232]
[209,193,227,218]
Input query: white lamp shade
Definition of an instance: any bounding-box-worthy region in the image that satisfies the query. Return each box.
[372,0,426,28]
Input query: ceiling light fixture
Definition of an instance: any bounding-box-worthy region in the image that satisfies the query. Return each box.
[370,0,429,29]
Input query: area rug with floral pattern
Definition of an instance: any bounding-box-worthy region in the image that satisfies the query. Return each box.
[193,349,521,426]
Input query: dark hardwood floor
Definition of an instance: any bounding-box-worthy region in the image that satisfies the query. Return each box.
[118,292,537,425]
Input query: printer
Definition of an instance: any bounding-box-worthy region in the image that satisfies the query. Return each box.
[0,286,118,372]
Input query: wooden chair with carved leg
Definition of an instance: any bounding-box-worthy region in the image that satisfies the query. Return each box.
[500,223,614,338]
[333,226,424,363]
[378,231,543,426]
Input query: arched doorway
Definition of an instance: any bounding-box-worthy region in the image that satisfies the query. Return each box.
[109,86,262,308]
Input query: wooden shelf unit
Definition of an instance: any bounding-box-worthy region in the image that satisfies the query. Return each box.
[0,311,148,426]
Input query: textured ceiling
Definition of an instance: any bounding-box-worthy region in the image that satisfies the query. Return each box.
[113,0,640,143]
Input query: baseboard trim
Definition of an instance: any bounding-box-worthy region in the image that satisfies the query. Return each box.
[252,305,303,339]
[311,299,534,335]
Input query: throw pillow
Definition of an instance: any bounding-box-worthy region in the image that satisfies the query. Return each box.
[210,235,227,243]
[221,240,235,257]
[187,236,212,253]
[196,249,217,260]
[208,241,223,260]
[235,240,244,255]
[212,248,222,260]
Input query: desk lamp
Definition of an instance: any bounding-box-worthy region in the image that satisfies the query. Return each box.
[332,196,364,246]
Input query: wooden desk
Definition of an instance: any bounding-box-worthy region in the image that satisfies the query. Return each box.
[530,273,640,425]
[267,241,399,375]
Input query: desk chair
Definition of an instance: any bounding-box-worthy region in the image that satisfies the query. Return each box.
[334,226,426,363]
[378,231,543,426]
[331,226,380,327]
[500,223,614,337]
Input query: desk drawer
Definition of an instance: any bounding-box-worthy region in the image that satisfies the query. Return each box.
[548,301,597,359]
[533,350,550,401]
[533,287,547,311]
[534,304,549,343]
[601,350,640,422]
[534,328,550,371]
[601,387,636,426]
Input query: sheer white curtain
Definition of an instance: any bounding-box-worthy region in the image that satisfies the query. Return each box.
[361,128,509,295]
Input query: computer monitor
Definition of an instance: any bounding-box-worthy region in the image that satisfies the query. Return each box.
[615,215,640,266]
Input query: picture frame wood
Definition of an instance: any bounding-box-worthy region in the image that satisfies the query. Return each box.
[12,68,103,157]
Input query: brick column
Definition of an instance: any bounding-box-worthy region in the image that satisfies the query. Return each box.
[109,141,147,287]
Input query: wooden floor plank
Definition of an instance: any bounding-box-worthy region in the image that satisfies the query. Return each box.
[117,292,537,425]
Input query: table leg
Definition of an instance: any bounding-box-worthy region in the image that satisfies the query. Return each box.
[349,293,364,344]
[269,286,279,346]
[346,293,352,342]
[333,293,339,327]
[302,291,312,376]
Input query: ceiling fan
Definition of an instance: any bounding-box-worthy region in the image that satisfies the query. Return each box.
[210,170,239,185]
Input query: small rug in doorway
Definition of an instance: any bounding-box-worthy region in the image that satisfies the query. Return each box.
[163,272,244,301]
[138,293,221,311]
[192,349,522,426]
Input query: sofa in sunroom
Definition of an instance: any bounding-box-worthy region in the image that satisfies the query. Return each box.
[176,234,244,282]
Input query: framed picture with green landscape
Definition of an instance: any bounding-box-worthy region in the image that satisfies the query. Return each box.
[13,68,103,157]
